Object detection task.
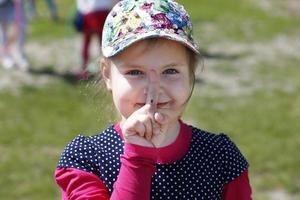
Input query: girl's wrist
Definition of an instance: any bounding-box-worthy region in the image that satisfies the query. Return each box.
[124,142,157,162]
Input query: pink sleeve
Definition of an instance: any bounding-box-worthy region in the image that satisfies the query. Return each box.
[222,170,252,200]
[55,168,110,200]
[55,143,156,200]
[111,143,156,200]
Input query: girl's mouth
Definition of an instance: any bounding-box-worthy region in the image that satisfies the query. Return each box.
[136,102,170,109]
[157,102,169,108]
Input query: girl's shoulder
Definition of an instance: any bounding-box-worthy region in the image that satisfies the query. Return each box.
[57,125,123,175]
[187,125,249,183]
[189,125,240,150]
[66,125,122,148]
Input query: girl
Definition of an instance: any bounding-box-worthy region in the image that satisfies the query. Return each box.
[55,0,252,199]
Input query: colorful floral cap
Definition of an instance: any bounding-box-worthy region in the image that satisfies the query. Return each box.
[102,0,199,57]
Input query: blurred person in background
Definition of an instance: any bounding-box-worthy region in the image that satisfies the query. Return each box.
[0,0,29,71]
[75,0,118,80]
[26,0,59,21]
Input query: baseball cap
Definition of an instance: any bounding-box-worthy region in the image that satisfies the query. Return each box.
[101,0,199,57]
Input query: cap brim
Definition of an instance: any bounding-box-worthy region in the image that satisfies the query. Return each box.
[102,30,199,57]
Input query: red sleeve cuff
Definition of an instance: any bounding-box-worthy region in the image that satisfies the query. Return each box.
[55,168,110,200]
[111,143,156,200]
[222,169,252,200]
[124,143,157,162]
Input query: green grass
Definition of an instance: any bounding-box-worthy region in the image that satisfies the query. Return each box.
[1,0,300,199]
[26,0,300,42]
[210,61,240,74]
[180,0,300,43]
[0,81,116,200]
[27,0,76,41]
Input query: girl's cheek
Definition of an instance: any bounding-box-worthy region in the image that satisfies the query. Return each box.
[116,78,147,101]
[161,73,179,81]
[162,76,191,99]
[161,75,188,88]
[127,77,148,90]
[115,75,145,90]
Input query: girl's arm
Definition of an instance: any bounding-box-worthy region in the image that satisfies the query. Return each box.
[110,143,156,199]
[222,170,252,200]
[55,168,110,200]
[55,143,156,200]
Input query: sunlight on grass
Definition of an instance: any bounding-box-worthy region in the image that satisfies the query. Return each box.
[179,0,300,42]
[0,81,116,200]
[26,0,300,42]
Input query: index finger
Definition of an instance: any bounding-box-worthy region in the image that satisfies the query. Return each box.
[146,70,159,114]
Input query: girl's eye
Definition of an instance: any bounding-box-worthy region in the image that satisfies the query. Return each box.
[126,70,143,76]
[163,68,179,74]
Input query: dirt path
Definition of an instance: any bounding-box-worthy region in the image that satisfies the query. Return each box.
[197,32,300,97]
[0,36,101,90]
[1,32,299,94]
[254,0,300,17]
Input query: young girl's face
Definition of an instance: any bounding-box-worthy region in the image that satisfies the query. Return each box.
[102,38,192,125]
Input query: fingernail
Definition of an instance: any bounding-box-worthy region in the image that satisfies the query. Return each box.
[154,112,164,123]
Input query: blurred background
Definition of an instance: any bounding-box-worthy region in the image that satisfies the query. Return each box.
[0,0,299,199]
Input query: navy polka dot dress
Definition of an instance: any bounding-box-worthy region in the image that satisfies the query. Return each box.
[58,125,248,199]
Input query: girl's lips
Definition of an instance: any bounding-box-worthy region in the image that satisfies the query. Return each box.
[136,102,170,108]
[157,102,169,108]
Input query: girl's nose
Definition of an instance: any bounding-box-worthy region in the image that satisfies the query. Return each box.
[148,69,159,84]
[144,70,160,103]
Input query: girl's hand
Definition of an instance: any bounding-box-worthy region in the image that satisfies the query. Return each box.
[122,104,156,147]
[121,70,167,147]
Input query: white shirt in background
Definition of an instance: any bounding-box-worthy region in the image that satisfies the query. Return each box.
[76,0,117,14]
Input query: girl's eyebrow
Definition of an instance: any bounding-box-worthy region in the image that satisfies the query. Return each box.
[123,62,185,68]
[116,63,143,69]
[112,58,141,68]
[114,58,187,69]
[164,62,185,67]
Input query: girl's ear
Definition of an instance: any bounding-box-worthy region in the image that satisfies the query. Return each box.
[100,58,112,91]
